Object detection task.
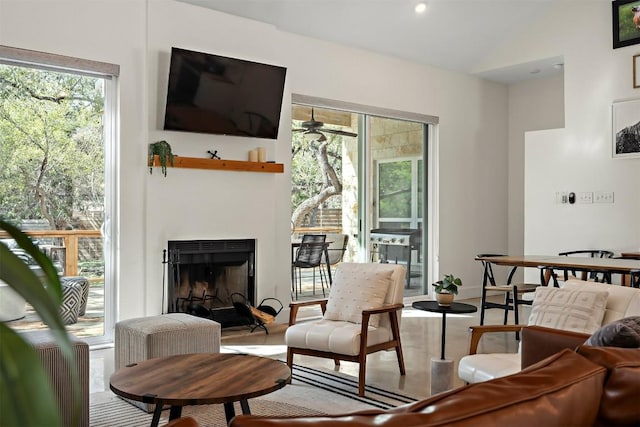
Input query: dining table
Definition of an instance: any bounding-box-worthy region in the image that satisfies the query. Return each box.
[475,254,640,287]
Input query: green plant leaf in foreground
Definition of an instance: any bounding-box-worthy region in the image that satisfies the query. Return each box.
[0,218,78,426]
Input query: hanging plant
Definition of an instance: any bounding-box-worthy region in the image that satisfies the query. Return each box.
[148,140,175,177]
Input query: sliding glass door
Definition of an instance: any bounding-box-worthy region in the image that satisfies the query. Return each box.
[0,49,117,345]
[291,101,430,298]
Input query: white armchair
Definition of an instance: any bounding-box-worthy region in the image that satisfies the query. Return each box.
[458,279,640,384]
[285,262,406,396]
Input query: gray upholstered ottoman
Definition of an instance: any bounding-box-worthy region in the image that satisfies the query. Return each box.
[21,330,90,427]
[114,313,221,412]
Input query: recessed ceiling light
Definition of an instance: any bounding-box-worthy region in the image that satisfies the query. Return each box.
[415,2,427,13]
[553,63,564,69]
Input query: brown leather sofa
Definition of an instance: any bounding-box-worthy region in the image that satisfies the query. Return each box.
[228,326,640,427]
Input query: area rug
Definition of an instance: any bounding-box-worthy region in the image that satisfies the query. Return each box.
[91,365,420,426]
[90,392,323,427]
[290,364,418,410]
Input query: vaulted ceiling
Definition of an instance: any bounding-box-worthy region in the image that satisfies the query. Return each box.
[178,0,564,84]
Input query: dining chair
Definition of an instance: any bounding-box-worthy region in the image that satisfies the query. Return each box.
[291,234,327,299]
[557,250,614,283]
[477,254,539,333]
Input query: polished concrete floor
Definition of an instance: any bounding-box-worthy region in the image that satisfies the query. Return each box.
[90,296,522,400]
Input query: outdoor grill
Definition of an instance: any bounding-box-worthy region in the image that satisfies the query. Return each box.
[370,228,422,288]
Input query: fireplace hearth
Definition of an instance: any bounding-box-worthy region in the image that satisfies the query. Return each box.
[166,239,255,328]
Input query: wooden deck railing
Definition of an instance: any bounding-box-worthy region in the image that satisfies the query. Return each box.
[293,226,342,235]
[0,229,102,276]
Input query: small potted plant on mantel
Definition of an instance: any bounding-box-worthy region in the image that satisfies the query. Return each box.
[432,274,462,306]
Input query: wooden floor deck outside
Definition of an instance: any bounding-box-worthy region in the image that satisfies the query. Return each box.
[6,279,105,338]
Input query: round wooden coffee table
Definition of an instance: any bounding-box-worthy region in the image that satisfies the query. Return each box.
[110,353,291,427]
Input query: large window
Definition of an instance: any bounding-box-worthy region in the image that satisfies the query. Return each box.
[0,46,118,345]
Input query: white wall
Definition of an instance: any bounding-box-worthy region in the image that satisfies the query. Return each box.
[478,1,640,268]
[507,74,565,257]
[1,0,509,323]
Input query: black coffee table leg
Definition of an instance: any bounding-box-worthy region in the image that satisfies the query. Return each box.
[224,402,236,423]
[240,399,251,415]
[169,405,182,420]
[150,404,163,427]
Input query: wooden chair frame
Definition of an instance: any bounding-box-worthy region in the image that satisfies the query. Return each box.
[477,254,539,329]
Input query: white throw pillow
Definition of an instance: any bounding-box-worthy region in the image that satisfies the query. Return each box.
[528,287,608,334]
[324,264,393,327]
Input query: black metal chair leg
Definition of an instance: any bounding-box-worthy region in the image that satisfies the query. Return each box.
[502,291,510,325]
[513,286,520,340]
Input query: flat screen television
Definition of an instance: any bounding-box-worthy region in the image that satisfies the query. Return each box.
[163,47,287,139]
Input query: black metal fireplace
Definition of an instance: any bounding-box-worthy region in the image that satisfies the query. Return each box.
[166,239,255,327]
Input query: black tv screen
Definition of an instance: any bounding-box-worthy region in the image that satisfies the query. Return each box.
[163,47,287,139]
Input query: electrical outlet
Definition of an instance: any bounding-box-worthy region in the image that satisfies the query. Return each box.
[594,191,614,204]
[578,192,593,204]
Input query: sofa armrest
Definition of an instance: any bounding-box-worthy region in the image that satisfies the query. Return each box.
[288,299,328,325]
[520,325,589,369]
[467,324,526,355]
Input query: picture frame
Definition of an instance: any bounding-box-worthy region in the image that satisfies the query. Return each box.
[612,0,640,49]
[634,54,640,87]
[612,99,640,158]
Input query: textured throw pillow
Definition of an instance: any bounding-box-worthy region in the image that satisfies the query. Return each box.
[528,287,608,334]
[324,264,393,327]
[585,316,640,348]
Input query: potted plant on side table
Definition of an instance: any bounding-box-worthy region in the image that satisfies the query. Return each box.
[433,274,462,306]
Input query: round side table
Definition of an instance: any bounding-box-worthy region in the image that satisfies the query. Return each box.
[412,300,478,395]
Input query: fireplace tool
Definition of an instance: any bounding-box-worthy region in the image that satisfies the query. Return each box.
[230,293,283,334]
[161,249,167,314]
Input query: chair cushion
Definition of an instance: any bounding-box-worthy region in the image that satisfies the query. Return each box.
[458,353,521,384]
[285,319,391,356]
[528,287,608,334]
[585,316,640,348]
[324,263,393,327]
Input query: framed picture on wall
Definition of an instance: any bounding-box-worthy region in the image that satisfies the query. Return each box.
[613,0,640,49]
[612,99,640,158]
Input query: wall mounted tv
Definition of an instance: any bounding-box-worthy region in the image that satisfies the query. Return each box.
[163,47,287,139]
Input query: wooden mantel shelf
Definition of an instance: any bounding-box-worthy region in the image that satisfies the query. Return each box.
[151,155,284,173]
